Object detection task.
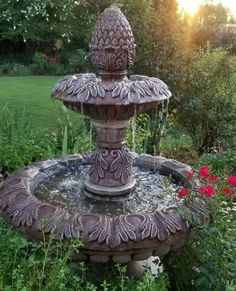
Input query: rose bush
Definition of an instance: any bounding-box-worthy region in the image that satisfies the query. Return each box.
[178,165,236,201]
[166,165,236,290]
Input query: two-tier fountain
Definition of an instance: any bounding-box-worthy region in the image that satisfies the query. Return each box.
[0,5,209,264]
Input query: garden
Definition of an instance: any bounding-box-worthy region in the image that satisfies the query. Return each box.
[0,0,236,290]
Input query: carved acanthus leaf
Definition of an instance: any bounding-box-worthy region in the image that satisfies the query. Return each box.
[89,149,109,184]
[111,76,171,102]
[51,74,109,101]
[110,215,136,247]
[110,148,132,184]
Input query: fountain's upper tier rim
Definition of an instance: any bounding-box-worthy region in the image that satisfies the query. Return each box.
[51,73,172,106]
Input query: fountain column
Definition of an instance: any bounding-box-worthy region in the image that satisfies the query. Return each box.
[84,4,136,197]
[85,119,135,196]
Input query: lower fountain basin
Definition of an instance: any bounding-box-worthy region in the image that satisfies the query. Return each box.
[0,154,209,263]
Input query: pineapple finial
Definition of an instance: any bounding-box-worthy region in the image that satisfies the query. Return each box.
[90,4,136,79]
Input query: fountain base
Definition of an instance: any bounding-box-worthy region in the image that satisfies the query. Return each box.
[0,154,210,263]
[85,179,136,197]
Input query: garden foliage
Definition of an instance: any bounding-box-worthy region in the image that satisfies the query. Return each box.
[0,220,169,290]
[176,48,236,154]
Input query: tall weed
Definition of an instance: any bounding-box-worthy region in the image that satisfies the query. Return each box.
[0,106,55,174]
[0,218,169,291]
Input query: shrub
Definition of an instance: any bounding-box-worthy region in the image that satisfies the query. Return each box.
[125,114,151,154]
[52,106,95,155]
[44,62,66,76]
[164,200,236,290]
[200,149,236,173]
[65,49,92,74]
[30,52,66,75]
[0,63,30,76]
[0,106,95,175]
[164,164,236,290]
[30,52,48,75]
[176,47,236,154]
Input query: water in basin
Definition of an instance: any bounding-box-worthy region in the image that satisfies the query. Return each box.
[34,165,178,216]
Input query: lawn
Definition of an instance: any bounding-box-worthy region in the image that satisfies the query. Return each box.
[0,76,79,130]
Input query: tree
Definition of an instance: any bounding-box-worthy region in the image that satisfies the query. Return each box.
[0,0,76,59]
[119,0,191,153]
[190,3,229,48]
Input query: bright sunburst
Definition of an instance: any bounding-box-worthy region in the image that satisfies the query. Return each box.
[177,0,236,16]
[177,0,203,15]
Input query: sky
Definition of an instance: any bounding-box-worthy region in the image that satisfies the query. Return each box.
[177,0,236,16]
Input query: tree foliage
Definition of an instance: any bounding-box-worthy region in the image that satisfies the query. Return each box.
[176,47,236,154]
[0,0,76,58]
[190,3,229,48]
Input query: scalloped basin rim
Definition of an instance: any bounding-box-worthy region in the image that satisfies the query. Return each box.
[51,74,172,107]
[0,154,210,263]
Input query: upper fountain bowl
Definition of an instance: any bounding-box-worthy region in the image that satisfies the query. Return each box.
[51,4,171,121]
[51,73,171,120]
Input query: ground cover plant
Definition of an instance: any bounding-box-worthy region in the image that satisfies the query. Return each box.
[0,219,169,290]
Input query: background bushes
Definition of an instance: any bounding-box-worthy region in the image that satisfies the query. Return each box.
[176,48,236,154]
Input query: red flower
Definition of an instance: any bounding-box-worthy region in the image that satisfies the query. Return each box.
[185,171,193,179]
[227,175,236,186]
[198,165,209,179]
[198,185,215,197]
[178,187,190,199]
[207,175,218,182]
[220,187,233,196]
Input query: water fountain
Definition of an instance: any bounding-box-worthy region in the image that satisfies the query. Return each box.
[0,5,209,265]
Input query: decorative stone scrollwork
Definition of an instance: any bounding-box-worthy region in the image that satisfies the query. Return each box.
[52,74,171,103]
[0,155,210,262]
[51,74,109,102]
[89,148,109,184]
[110,148,132,184]
[89,148,132,186]
[111,76,171,102]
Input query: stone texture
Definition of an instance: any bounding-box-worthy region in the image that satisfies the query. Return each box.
[0,154,209,262]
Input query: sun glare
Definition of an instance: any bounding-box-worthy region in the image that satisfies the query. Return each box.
[178,0,236,17]
[178,0,203,16]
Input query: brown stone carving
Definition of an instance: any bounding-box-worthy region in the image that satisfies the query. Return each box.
[51,5,172,196]
[0,155,209,262]
[52,74,171,105]
[90,4,136,75]
[0,4,210,264]
[89,148,132,186]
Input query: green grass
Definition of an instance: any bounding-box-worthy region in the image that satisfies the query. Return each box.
[0,76,79,130]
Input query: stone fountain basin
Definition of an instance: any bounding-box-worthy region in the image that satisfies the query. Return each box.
[64,100,160,121]
[0,154,209,263]
[52,74,171,121]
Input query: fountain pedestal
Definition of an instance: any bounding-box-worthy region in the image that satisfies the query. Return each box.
[86,120,135,196]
